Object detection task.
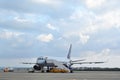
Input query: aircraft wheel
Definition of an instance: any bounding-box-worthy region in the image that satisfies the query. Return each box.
[46,70,49,72]
[41,70,44,73]
[70,70,73,73]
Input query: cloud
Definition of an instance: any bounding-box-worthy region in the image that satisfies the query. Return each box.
[70,10,84,20]
[14,16,29,23]
[31,0,63,7]
[98,10,120,29]
[80,48,110,62]
[79,33,90,44]
[85,0,107,8]
[47,23,56,30]
[0,29,24,39]
[36,33,54,42]
[67,4,120,44]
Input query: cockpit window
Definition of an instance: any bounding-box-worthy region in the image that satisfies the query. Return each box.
[38,57,44,60]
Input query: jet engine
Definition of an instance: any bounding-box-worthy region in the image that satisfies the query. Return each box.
[33,65,41,70]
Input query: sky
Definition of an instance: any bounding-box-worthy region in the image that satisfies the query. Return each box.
[0,0,120,68]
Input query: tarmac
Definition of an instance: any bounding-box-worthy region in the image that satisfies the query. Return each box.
[0,71,120,80]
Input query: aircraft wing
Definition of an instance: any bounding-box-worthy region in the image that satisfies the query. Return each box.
[71,61,104,64]
[22,62,36,64]
[71,59,85,62]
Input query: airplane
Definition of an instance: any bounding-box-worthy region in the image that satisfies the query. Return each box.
[22,44,104,73]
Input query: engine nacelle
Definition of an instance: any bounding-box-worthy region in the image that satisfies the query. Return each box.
[33,65,41,70]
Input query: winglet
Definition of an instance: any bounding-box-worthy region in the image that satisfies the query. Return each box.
[67,44,72,59]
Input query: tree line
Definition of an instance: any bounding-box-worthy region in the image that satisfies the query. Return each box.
[73,67,120,71]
